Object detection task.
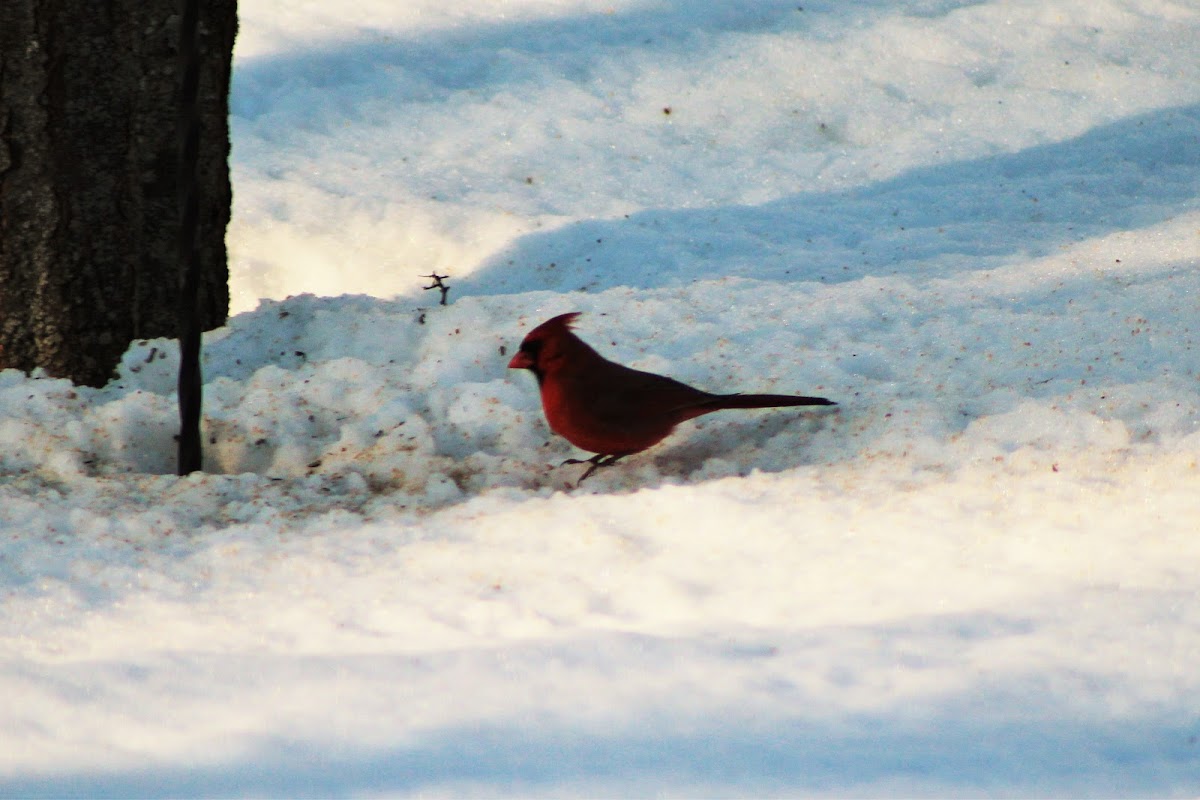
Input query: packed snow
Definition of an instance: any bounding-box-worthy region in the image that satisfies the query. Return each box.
[3,0,1200,795]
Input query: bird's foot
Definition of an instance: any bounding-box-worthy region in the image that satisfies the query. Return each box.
[560,453,624,485]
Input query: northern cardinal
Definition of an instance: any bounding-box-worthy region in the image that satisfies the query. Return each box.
[508,312,835,483]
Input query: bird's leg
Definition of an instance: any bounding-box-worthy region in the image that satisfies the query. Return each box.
[557,453,625,484]
[560,453,608,468]
[559,453,604,475]
[575,454,624,485]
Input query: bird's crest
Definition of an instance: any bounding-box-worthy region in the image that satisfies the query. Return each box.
[525,311,581,340]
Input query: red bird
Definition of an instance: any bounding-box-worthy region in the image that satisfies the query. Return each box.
[508,312,835,483]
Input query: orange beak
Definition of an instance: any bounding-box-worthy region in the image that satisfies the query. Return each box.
[508,351,534,370]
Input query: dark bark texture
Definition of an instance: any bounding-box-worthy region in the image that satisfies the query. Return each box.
[0,0,235,387]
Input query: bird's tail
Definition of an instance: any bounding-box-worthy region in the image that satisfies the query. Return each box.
[705,393,836,410]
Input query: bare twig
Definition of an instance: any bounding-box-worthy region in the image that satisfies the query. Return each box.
[421,273,451,306]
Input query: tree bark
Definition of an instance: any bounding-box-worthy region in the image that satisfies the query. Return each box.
[0,0,235,387]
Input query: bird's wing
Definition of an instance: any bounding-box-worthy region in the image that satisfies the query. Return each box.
[583,363,715,421]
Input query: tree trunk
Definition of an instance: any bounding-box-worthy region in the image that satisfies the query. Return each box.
[0,0,235,387]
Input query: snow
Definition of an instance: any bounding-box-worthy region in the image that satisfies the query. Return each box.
[3,0,1200,795]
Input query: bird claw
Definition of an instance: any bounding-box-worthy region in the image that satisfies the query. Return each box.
[566,454,623,486]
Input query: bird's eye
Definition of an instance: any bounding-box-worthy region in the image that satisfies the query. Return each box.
[522,340,542,359]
